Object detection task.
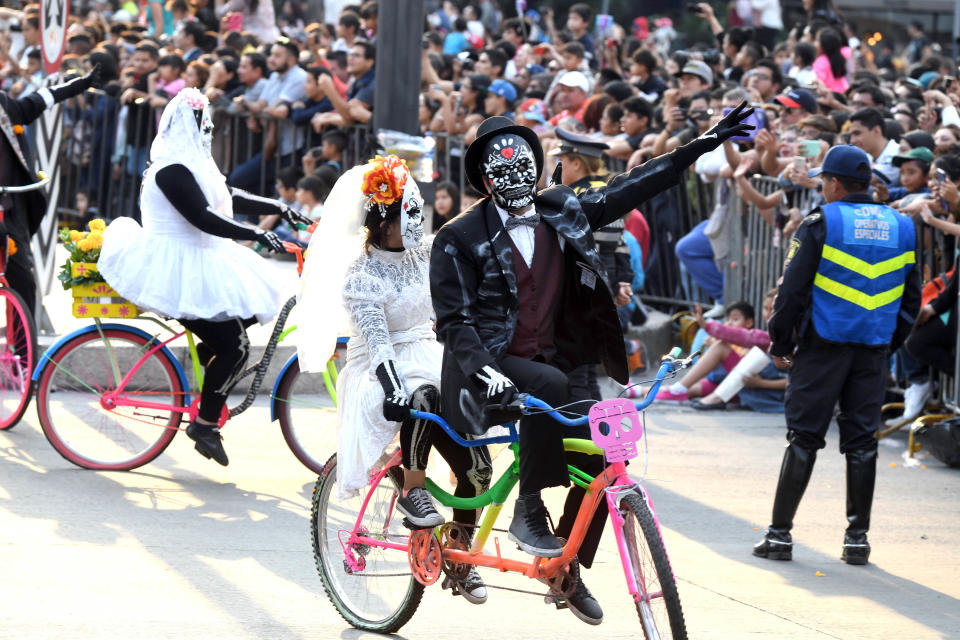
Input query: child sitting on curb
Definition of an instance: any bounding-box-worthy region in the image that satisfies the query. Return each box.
[691,288,788,411]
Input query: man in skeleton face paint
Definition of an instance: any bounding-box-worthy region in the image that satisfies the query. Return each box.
[431,108,755,624]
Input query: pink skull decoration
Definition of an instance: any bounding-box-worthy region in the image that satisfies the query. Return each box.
[588,398,643,462]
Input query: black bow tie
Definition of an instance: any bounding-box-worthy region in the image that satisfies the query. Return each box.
[504,213,540,231]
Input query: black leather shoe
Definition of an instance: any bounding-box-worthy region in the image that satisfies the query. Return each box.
[690,399,727,411]
[842,532,870,565]
[752,529,792,561]
[565,575,603,625]
[508,493,563,558]
[186,421,229,466]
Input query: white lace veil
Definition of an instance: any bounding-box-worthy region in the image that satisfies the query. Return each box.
[144,87,229,210]
[296,164,368,372]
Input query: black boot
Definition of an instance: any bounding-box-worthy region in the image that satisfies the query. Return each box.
[508,492,562,558]
[185,420,229,466]
[842,446,877,565]
[753,439,817,561]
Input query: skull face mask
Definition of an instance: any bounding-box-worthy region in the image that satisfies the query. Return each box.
[482,135,537,211]
[399,177,424,249]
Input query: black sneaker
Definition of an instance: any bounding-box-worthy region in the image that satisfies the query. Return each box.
[752,529,792,561]
[508,493,563,558]
[459,567,488,604]
[397,486,444,529]
[841,533,870,565]
[185,421,228,466]
[564,575,603,625]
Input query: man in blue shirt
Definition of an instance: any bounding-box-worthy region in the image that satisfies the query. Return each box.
[312,41,375,128]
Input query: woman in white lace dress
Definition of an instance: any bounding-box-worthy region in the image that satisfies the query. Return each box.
[297,156,490,603]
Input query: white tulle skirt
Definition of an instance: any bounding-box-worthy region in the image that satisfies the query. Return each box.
[336,333,442,499]
[98,217,286,325]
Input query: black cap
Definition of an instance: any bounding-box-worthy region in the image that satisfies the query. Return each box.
[548,127,610,158]
[464,116,544,194]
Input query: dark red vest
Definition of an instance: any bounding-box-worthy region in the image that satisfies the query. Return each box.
[506,221,563,361]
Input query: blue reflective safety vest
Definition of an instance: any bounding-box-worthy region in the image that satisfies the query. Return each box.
[811,201,916,346]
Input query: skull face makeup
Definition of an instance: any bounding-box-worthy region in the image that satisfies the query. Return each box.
[399,177,424,249]
[482,135,537,211]
[192,105,215,155]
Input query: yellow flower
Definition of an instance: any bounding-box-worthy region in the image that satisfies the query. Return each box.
[88,218,106,232]
[70,230,86,243]
[87,231,104,249]
[12,125,23,135]
[77,238,93,252]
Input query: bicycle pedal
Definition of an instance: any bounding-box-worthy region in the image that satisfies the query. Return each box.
[401,517,435,531]
[544,595,568,610]
[441,576,463,597]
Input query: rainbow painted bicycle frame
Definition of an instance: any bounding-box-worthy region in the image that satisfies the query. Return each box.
[338,357,680,610]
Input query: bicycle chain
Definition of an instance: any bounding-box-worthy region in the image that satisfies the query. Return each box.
[228,295,296,417]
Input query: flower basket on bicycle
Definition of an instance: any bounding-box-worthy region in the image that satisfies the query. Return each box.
[68,263,139,319]
[57,221,139,319]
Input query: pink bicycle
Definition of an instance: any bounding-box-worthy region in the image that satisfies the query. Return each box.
[30,243,343,471]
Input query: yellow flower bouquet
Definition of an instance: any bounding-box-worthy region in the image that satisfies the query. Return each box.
[57,219,107,289]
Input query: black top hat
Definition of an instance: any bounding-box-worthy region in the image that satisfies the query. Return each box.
[464,116,544,195]
[548,127,610,158]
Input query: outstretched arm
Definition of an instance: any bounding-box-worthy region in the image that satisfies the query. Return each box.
[229,186,313,226]
[155,164,283,250]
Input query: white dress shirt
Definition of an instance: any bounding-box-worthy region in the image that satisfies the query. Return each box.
[496,203,537,267]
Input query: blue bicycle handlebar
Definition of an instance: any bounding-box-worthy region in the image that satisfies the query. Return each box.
[409,356,681,448]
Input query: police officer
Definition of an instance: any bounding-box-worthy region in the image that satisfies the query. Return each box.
[755,145,921,565]
[549,127,634,401]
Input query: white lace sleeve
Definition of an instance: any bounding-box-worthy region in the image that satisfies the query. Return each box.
[342,263,395,371]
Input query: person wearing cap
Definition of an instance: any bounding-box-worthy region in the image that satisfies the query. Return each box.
[550,128,635,404]
[431,105,755,624]
[485,79,517,119]
[675,59,712,99]
[514,97,548,132]
[774,88,818,127]
[875,146,933,206]
[547,70,590,126]
[755,145,921,567]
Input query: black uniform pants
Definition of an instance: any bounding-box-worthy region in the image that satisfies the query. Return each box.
[785,344,887,453]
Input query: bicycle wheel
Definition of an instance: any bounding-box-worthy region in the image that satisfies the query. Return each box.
[35,327,186,470]
[312,454,423,633]
[0,287,37,430]
[620,491,687,640]
[276,348,343,474]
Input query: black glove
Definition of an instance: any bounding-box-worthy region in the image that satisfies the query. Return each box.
[472,364,517,406]
[255,229,284,253]
[673,100,755,166]
[375,360,410,422]
[49,64,102,103]
[280,204,313,227]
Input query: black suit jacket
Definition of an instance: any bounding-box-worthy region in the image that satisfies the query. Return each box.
[0,91,50,239]
[431,154,681,433]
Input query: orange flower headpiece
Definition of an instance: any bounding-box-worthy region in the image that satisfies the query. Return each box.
[360,155,409,216]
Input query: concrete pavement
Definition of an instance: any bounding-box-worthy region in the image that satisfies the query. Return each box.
[1,397,958,639]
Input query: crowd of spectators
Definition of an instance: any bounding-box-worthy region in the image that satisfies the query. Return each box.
[2,0,960,414]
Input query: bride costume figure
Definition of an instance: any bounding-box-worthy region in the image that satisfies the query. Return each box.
[99,87,310,466]
[297,155,491,604]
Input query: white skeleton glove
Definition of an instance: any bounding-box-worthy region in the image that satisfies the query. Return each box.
[375,360,410,422]
[473,365,517,404]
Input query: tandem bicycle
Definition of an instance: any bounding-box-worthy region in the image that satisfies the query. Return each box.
[310,348,693,638]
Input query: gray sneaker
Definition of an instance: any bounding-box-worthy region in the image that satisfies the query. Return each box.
[397,486,444,529]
